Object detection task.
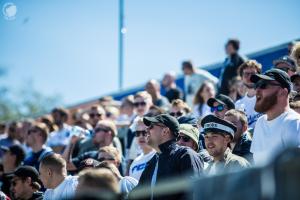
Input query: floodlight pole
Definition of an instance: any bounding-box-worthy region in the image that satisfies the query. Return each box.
[118,0,125,91]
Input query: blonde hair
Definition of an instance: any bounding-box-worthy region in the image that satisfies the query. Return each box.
[171,99,191,113]
[134,91,152,104]
[291,42,300,67]
[99,146,121,165]
[238,60,262,77]
[96,120,118,137]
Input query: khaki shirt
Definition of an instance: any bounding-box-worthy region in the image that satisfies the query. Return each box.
[206,148,250,175]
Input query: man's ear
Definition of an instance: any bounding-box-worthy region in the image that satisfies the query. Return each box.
[225,135,232,143]
[47,168,52,176]
[242,124,248,133]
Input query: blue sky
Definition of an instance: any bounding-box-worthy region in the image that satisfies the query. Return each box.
[1,0,300,105]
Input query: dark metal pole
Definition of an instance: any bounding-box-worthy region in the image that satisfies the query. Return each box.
[119,0,125,91]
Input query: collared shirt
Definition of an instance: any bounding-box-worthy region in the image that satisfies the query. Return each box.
[206,148,250,175]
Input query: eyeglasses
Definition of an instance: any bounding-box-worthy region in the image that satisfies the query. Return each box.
[254,80,282,90]
[89,113,102,118]
[169,111,184,117]
[210,104,225,112]
[133,101,146,107]
[98,157,115,162]
[134,130,148,137]
[94,127,110,133]
[176,135,191,142]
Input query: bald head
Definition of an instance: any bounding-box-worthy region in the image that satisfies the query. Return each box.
[146,79,161,96]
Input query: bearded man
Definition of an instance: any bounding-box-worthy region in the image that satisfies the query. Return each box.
[250,69,300,165]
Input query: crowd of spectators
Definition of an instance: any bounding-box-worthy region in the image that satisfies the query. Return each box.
[0,39,300,200]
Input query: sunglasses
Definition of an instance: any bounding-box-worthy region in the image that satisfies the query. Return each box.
[94,127,110,133]
[89,113,102,118]
[210,104,225,112]
[254,80,282,90]
[169,111,184,117]
[98,157,115,162]
[242,72,256,77]
[176,135,191,142]
[134,101,146,107]
[134,130,148,137]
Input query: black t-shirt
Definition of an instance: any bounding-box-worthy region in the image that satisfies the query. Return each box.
[165,88,183,103]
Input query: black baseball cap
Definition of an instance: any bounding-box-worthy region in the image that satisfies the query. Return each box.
[0,145,25,162]
[250,68,292,93]
[273,56,296,71]
[201,114,237,138]
[14,166,40,182]
[79,158,101,171]
[143,114,180,136]
[207,94,235,110]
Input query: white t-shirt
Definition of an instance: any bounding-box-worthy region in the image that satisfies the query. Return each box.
[250,109,300,166]
[235,94,263,129]
[44,176,78,200]
[119,176,138,196]
[47,124,72,148]
[184,69,218,107]
[193,103,212,119]
[129,150,156,181]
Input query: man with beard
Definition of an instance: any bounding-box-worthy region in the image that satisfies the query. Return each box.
[250,69,300,165]
[235,60,263,129]
[202,115,250,175]
[130,114,203,200]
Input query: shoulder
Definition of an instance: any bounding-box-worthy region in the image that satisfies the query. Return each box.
[226,152,250,167]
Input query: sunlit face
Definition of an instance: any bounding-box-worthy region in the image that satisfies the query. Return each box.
[169,106,186,118]
[255,80,281,113]
[135,123,149,148]
[176,133,197,151]
[89,109,105,127]
[200,83,216,102]
[11,177,31,199]
[242,67,257,87]
[92,125,111,145]
[204,133,230,158]
[134,97,151,117]
[212,102,228,119]
[147,123,165,148]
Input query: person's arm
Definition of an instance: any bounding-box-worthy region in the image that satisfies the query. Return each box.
[62,136,81,162]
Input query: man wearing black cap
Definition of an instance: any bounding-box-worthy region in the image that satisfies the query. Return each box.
[273,56,297,77]
[0,145,25,197]
[130,114,203,200]
[207,94,235,119]
[11,166,43,200]
[250,69,300,165]
[201,115,250,175]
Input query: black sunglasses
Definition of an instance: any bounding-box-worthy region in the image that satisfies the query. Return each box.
[176,135,191,142]
[134,101,146,107]
[94,127,110,133]
[89,113,102,118]
[169,111,184,117]
[254,80,282,90]
[134,130,148,137]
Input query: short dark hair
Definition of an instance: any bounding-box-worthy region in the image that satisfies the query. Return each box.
[51,107,69,121]
[226,39,240,51]
[40,153,66,174]
[182,61,194,70]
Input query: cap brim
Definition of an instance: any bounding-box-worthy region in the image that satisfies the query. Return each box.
[207,98,225,107]
[273,60,293,67]
[250,74,275,83]
[143,117,160,126]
